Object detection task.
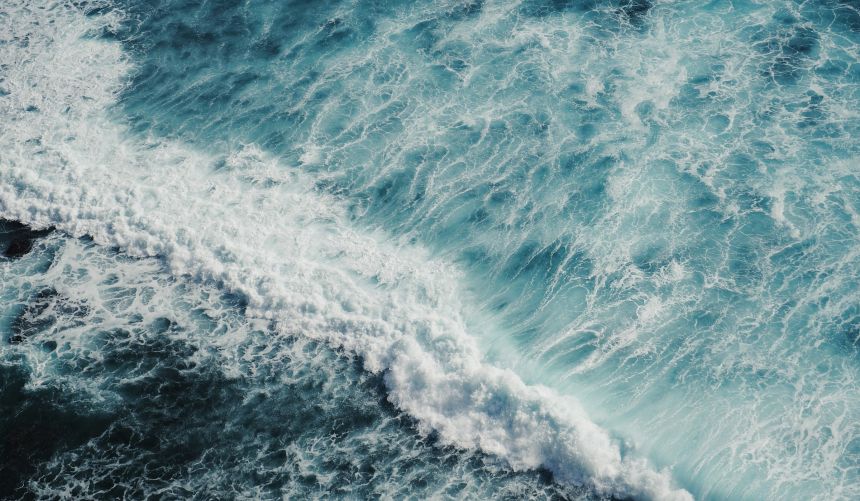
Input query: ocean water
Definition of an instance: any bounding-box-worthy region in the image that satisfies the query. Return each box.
[3,0,860,499]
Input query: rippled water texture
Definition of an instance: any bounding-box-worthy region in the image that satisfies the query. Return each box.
[4,0,860,499]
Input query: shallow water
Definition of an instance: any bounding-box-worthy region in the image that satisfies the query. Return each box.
[3,0,860,499]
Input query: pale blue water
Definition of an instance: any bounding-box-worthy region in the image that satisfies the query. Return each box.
[3,0,860,499]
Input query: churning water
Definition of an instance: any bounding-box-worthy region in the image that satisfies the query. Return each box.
[4,1,860,499]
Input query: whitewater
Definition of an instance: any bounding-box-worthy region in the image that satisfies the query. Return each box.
[3,0,860,499]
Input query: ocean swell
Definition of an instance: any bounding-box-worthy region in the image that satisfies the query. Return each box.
[0,1,690,499]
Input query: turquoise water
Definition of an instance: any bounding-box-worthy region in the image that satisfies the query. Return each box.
[3,0,860,499]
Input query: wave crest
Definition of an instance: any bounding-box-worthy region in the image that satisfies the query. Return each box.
[0,1,690,499]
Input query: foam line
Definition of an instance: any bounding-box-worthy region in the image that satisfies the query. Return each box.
[0,1,691,499]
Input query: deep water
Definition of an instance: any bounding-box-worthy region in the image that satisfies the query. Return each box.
[4,0,860,499]
[0,227,587,499]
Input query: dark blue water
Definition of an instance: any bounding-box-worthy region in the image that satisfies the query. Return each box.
[0,227,585,499]
[4,0,860,499]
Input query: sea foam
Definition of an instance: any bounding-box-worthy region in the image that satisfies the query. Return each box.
[0,1,690,499]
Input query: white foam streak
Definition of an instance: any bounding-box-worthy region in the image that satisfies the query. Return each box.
[0,2,691,499]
